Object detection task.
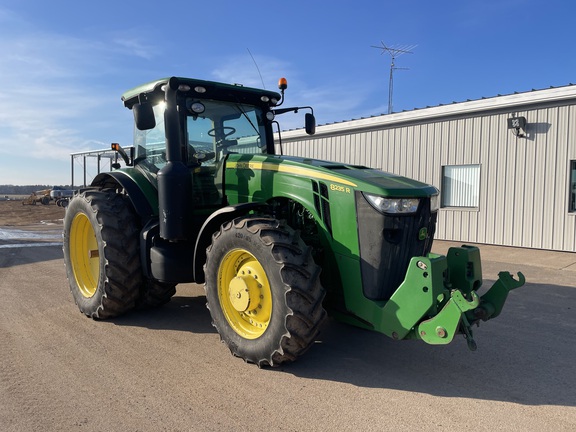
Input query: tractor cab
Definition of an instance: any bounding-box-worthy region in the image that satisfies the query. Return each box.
[132,97,271,172]
[119,77,313,215]
[131,93,274,208]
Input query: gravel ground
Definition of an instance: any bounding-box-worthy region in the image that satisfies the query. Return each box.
[1,198,575,431]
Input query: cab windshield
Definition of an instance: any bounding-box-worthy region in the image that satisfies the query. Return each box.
[187,99,268,165]
[133,99,269,171]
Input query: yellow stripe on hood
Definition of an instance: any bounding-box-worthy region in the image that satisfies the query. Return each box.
[226,161,357,188]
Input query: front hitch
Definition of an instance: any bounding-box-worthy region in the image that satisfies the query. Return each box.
[414,246,525,351]
[467,271,526,322]
[417,289,480,347]
[340,245,526,352]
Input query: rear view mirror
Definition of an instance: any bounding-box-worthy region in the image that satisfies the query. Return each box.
[305,113,316,135]
[133,96,156,130]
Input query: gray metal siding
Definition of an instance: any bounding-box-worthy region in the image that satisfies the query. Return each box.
[280,97,576,252]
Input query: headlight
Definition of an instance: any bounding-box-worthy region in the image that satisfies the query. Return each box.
[430,194,439,212]
[363,193,420,214]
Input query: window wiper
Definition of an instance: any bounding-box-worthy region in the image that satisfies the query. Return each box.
[234,104,260,137]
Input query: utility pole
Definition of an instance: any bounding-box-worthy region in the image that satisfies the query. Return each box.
[371,42,416,114]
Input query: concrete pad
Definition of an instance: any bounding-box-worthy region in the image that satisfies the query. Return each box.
[432,240,576,272]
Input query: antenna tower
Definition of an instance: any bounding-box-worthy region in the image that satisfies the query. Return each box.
[371,42,416,114]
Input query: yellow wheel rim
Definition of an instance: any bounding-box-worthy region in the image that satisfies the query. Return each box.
[69,212,100,298]
[217,249,272,339]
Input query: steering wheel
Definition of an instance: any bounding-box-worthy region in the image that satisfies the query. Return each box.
[207,126,236,138]
[194,151,216,162]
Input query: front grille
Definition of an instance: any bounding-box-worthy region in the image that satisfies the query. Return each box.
[355,192,437,301]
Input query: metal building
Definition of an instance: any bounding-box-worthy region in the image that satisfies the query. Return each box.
[280,85,576,252]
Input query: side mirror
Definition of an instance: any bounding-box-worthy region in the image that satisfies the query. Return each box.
[133,99,156,130]
[305,113,316,135]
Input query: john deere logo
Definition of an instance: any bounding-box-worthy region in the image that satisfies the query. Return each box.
[418,227,428,241]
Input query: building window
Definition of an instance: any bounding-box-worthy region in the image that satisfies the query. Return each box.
[570,161,576,213]
[441,164,480,208]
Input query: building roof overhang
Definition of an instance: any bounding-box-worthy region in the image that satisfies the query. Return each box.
[282,84,576,139]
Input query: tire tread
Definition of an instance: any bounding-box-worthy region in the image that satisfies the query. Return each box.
[205,216,327,367]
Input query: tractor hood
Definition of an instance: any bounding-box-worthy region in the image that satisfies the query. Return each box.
[270,155,438,198]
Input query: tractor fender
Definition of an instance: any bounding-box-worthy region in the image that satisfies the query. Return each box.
[193,202,270,283]
[91,170,157,224]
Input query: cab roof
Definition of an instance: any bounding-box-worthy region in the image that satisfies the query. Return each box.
[121,76,282,109]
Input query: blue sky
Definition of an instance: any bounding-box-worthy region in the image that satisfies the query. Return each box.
[1,0,575,185]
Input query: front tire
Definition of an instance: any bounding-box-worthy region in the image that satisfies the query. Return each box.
[63,190,143,319]
[204,217,327,367]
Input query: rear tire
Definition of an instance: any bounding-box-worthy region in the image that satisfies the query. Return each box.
[204,217,327,367]
[63,190,142,319]
[138,281,177,309]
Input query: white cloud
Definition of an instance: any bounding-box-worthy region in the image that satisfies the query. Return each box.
[0,7,383,184]
[111,34,157,60]
[0,11,150,167]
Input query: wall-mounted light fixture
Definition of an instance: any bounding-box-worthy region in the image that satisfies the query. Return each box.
[507,116,527,138]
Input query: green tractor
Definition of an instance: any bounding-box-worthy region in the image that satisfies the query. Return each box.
[63,76,525,366]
